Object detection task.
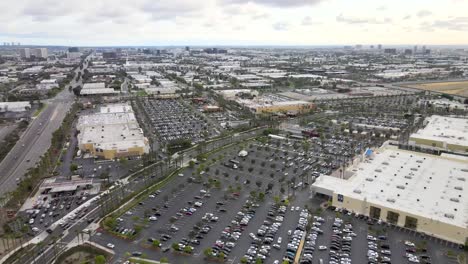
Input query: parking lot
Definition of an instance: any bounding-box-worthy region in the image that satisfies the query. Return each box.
[21,181,100,235]
[89,138,464,264]
[139,98,215,144]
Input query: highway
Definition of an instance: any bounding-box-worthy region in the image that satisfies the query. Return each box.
[0,57,90,203]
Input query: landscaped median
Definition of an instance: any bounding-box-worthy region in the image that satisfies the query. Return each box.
[101,167,184,239]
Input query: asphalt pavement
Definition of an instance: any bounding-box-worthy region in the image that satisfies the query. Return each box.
[0,58,90,203]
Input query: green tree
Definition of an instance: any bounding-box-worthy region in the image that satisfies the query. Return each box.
[240,257,248,263]
[258,192,265,201]
[94,255,106,264]
[70,163,78,171]
[203,248,213,257]
[184,245,193,254]
[172,242,180,251]
[274,196,280,204]
[152,239,161,247]
[218,252,225,259]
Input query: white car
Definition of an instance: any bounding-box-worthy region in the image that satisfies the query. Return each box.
[277,237,282,244]
[318,245,327,250]
[107,243,115,249]
[149,216,158,221]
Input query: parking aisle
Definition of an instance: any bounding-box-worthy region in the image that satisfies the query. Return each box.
[269,208,301,262]
[225,200,272,262]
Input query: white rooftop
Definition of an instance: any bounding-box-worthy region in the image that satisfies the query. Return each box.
[77,112,137,131]
[100,103,133,114]
[410,115,468,148]
[83,82,106,89]
[313,147,468,228]
[79,123,148,151]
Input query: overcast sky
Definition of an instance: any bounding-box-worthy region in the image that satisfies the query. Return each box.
[1,0,468,46]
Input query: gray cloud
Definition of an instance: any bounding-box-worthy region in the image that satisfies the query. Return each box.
[336,14,391,25]
[417,10,432,17]
[273,22,289,31]
[376,5,387,11]
[22,0,74,21]
[430,17,468,31]
[252,13,270,20]
[221,0,326,8]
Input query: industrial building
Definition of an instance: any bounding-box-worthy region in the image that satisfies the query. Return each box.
[0,101,31,112]
[80,82,119,95]
[409,115,468,153]
[312,145,468,245]
[240,99,314,114]
[77,103,149,159]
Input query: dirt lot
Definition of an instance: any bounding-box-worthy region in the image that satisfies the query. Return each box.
[406,81,468,97]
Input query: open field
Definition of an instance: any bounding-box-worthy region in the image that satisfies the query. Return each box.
[406,81,468,97]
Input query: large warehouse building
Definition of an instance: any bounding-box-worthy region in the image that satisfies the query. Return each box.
[409,115,468,153]
[312,145,468,245]
[77,103,149,159]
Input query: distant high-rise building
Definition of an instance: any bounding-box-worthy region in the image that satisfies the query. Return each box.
[185,46,190,51]
[384,48,397,55]
[355,44,362,49]
[377,44,382,50]
[413,45,417,54]
[370,45,374,49]
[404,49,413,55]
[31,48,48,58]
[103,52,117,58]
[20,48,31,59]
[68,47,79,53]
[422,45,427,54]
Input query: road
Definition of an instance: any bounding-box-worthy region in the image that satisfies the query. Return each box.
[0,57,91,203]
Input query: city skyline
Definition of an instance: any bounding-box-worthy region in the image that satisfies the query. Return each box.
[0,0,468,46]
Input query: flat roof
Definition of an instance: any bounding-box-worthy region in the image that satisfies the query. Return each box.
[78,123,148,150]
[77,112,137,131]
[100,103,133,114]
[313,147,468,228]
[410,115,468,147]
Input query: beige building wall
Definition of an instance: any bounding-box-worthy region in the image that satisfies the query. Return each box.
[255,103,314,114]
[410,137,467,153]
[78,143,146,160]
[331,193,468,244]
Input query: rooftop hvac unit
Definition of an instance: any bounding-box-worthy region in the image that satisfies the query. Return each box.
[457,177,466,182]
[375,169,382,173]
[444,213,455,219]
[450,198,460,203]
[396,185,405,190]
[410,168,418,171]
[461,169,468,172]
[353,189,362,194]
[416,160,423,163]
[382,162,389,165]
[454,186,463,191]
[404,176,412,179]
[390,155,396,158]
[365,178,374,182]
[386,198,396,203]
